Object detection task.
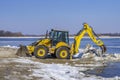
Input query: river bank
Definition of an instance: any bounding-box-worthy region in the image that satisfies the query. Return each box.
[0,46,120,80]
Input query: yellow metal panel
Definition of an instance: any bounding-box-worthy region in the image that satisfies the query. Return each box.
[26,39,51,54]
[38,39,51,47]
[55,42,69,49]
[49,47,55,53]
[27,46,35,54]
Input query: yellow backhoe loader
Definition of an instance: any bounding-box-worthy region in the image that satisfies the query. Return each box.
[16,23,106,59]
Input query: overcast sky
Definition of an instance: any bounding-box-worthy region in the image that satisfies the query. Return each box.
[0,0,120,35]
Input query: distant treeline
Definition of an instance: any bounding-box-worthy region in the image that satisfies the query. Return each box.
[24,33,120,37]
[0,30,23,37]
[98,33,120,36]
[0,30,120,37]
[71,33,120,37]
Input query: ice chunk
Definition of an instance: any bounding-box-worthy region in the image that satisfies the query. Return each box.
[2,45,19,48]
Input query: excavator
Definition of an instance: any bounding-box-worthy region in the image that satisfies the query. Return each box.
[16,23,106,59]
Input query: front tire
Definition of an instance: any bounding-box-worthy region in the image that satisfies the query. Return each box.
[34,46,48,59]
[56,47,70,59]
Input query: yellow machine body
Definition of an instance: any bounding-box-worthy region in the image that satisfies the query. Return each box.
[17,23,106,59]
[26,38,70,55]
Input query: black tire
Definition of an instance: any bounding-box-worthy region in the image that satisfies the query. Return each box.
[56,47,70,59]
[34,46,48,59]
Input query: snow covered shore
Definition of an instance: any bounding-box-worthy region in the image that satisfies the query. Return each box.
[1,57,119,80]
[0,46,120,80]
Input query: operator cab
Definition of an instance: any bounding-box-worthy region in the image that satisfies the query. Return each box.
[49,29,69,46]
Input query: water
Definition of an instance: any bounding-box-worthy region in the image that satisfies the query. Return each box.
[86,62,120,78]
[0,37,120,53]
[0,37,120,78]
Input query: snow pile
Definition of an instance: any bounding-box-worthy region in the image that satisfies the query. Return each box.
[13,58,85,80]
[73,44,120,62]
[103,53,120,61]
[11,58,120,80]
[11,58,91,79]
[73,44,101,59]
[32,64,84,80]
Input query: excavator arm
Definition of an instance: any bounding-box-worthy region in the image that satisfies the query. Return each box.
[71,23,106,54]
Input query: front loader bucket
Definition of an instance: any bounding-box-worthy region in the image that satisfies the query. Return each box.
[16,45,30,57]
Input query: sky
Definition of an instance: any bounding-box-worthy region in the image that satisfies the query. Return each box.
[0,0,120,35]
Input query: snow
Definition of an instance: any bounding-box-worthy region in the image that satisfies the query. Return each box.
[10,57,120,80]
[2,45,19,48]
[12,57,41,65]
[72,44,120,62]
[13,58,82,79]
[12,58,92,80]
[0,44,120,79]
[40,63,82,80]
[12,47,120,79]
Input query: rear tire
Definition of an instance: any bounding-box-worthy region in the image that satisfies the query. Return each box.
[56,47,70,59]
[34,46,48,59]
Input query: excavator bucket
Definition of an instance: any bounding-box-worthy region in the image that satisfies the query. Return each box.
[16,45,30,57]
[100,45,106,54]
